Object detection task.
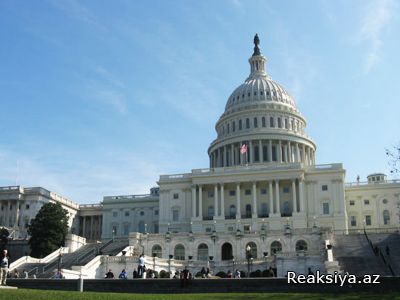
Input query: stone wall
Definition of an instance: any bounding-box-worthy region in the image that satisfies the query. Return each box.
[7,277,400,293]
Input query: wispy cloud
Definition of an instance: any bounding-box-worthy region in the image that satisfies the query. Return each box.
[359,0,396,73]
[48,0,106,32]
[75,65,128,114]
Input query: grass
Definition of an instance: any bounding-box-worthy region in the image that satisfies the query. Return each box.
[0,290,399,300]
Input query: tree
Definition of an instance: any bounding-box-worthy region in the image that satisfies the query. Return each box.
[28,202,69,258]
[386,144,400,174]
[0,227,9,253]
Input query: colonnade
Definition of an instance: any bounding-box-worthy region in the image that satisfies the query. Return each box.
[0,200,22,228]
[210,140,315,168]
[191,179,305,220]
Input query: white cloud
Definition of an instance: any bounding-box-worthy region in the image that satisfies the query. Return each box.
[359,0,396,73]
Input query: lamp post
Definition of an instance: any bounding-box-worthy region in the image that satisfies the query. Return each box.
[246,245,252,278]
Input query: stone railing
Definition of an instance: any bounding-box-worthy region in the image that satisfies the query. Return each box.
[345,179,400,187]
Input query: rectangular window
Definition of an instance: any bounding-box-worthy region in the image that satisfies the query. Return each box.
[125,211,130,217]
[323,203,330,215]
[172,210,179,222]
[270,117,274,127]
[239,120,242,130]
[349,200,355,206]
[173,193,179,199]
[254,118,258,128]
[322,185,328,191]
[364,199,370,205]
[154,210,159,216]
[244,225,251,232]
[123,224,130,235]
[285,119,288,129]
[229,190,236,196]
[261,189,267,195]
[365,215,372,226]
[25,204,30,209]
[205,227,212,233]
[262,117,266,127]
[350,216,357,227]
[154,223,159,233]
[246,118,250,129]
[112,211,118,218]
[233,121,236,132]
[277,118,282,128]
[208,191,214,198]
[283,187,290,193]
[245,189,251,195]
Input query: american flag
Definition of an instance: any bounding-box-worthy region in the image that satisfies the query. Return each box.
[240,144,248,154]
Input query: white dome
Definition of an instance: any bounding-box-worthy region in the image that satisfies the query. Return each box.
[225,76,296,113]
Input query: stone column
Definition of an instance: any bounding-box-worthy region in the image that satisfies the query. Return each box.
[90,216,94,240]
[231,144,234,166]
[259,140,263,162]
[268,140,272,162]
[278,141,282,163]
[14,200,20,228]
[82,217,86,238]
[292,180,297,213]
[296,143,300,162]
[199,185,203,219]
[236,183,241,219]
[275,180,280,214]
[223,146,227,167]
[214,184,219,217]
[299,180,305,213]
[302,144,306,164]
[249,141,254,164]
[239,144,243,165]
[288,141,292,163]
[220,184,225,218]
[191,185,196,218]
[269,182,274,214]
[306,147,311,165]
[252,182,257,218]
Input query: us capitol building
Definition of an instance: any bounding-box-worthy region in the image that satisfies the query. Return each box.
[1,35,400,277]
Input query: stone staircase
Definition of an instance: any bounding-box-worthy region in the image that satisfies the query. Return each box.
[367,233,400,276]
[18,239,129,278]
[332,234,392,276]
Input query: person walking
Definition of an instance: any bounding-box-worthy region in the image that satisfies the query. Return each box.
[0,250,10,286]
[137,254,145,278]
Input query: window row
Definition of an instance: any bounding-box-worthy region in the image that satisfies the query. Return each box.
[219,116,304,137]
[112,209,158,218]
[151,240,308,261]
[349,211,391,227]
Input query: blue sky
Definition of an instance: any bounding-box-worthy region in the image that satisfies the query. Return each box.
[0,0,399,204]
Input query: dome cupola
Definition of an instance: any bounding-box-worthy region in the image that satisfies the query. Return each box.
[208,34,316,168]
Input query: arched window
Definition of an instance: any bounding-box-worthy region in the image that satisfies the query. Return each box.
[271,241,282,254]
[270,117,274,127]
[232,121,236,132]
[295,240,308,252]
[383,210,390,225]
[254,117,258,128]
[221,243,233,260]
[246,242,257,259]
[229,205,236,218]
[262,117,266,127]
[245,204,252,218]
[208,206,214,218]
[197,243,209,261]
[138,221,145,233]
[151,245,162,258]
[239,119,242,130]
[174,244,185,260]
[246,118,250,129]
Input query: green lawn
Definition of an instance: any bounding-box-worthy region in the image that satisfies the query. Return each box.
[0,290,399,300]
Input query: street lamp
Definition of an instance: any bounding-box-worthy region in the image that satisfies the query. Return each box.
[246,245,252,278]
